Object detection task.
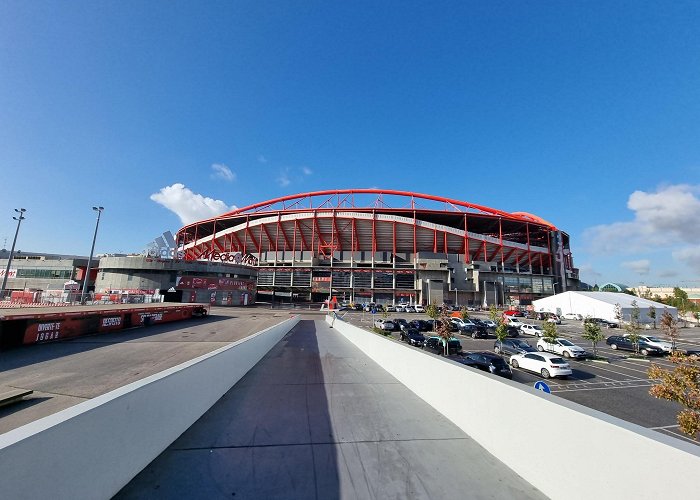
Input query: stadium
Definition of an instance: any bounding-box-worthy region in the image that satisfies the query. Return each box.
[176,189,580,307]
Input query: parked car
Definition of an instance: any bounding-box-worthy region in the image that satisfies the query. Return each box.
[504,317,525,329]
[451,318,475,329]
[395,304,406,312]
[424,336,463,355]
[392,318,409,332]
[353,304,364,311]
[414,304,426,313]
[400,328,426,347]
[624,334,673,354]
[509,352,572,379]
[503,310,526,318]
[374,319,395,331]
[545,315,561,324]
[385,305,396,312]
[459,322,489,339]
[605,335,663,356]
[481,319,497,329]
[423,319,437,331]
[537,338,588,359]
[455,352,513,379]
[404,305,416,313]
[584,317,618,328]
[519,324,544,337]
[364,303,376,312]
[563,313,583,321]
[494,338,537,356]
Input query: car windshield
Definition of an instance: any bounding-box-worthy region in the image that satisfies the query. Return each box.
[558,339,574,346]
[514,340,531,348]
[646,336,662,342]
[448,340,461,347]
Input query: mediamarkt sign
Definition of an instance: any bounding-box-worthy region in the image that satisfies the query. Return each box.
[199,251,259,266]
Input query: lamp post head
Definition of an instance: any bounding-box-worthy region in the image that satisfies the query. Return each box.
[93,206,104,212]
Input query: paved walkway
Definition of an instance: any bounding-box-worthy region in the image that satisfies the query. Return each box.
[117,319,545,499]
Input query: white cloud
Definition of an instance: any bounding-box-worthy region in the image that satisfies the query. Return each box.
[622,259,651,275]
[276,169,291,187]
[673,247,700,273]
[577,262,602,282]
[211,163,235,182]
[150,183,235,225]
[302,166,313,176]
[584,184,700,254]
[658,269,679,278]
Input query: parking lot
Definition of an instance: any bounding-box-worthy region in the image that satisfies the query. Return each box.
[340,309,700,445]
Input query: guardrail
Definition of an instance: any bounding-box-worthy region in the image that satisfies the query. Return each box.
[0,315,301,500]
[326,314,700,500]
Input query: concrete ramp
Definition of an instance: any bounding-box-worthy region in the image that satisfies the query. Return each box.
[117,319,545,499]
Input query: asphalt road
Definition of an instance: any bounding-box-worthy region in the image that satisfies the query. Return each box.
[341,309,700,445]
[0,306,296,434]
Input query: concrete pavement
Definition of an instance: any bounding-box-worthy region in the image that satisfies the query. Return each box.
[117,319,545,499]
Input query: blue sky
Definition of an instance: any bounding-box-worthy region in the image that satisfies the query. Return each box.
[1,1,699,287]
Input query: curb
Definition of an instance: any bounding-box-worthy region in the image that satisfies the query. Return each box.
[624,357,651,362]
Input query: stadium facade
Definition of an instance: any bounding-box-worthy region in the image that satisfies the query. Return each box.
[176,190,580,307]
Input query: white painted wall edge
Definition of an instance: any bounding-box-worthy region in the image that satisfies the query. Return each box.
[0,315,301,500]
[327,314,700,500]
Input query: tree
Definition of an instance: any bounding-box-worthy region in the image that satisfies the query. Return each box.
[649,353,700,440]
[426,304,439,321]
[582,320,604,358]
[624,300,642,355]
[648,305,656,329]
[695,311,700,326]
[488,305,500,324]
[459,307,470,321]
[541,320,558,346]
[660,310,680,352]
[614,303,623,325]
[494,318,509,353]
[435,307,453,356]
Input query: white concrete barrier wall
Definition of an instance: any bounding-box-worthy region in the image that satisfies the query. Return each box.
[327,315,700,500]
[0,315,300,500]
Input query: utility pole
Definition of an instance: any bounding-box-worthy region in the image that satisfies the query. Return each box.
[1,208,27,298]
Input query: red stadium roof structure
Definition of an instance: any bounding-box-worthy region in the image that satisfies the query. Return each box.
[176,190,573,279]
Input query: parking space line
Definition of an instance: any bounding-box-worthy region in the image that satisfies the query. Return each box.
[649,424,680,430]
[655,428,698,444]
[552,382,656,393]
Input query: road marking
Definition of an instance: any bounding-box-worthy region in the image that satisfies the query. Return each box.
[552,382,656,393]
[649,424,680,430]
[655,428,699,445]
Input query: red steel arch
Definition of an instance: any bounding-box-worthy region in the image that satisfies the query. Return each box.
[179,189,558,233]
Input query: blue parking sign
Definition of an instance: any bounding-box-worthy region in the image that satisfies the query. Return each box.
[534,381,551,393]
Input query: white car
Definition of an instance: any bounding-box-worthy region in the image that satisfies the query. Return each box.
[395,304,406,312]
[451,318,475,329]
[545,315,561,324]
[537,338,588,359]
[625,334,673,353]
[374,319,395,331]
[563,313,582,321]
[519,323,543,336]
[505,317,525,328]
[414,304,425,313]
[482,319,497,329]
[510,352,572,379]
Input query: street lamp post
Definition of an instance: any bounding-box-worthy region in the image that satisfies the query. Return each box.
[80,206,104,305]
[552,282,559,296]
[427,279,431,305]
[1,208,27,298]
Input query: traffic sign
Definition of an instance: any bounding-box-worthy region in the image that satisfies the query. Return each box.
[534,381,551,393]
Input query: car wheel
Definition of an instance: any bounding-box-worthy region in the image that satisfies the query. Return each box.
[641,349,649,356]
[610,344,618,350]
[511,359,519,368]
[471,332,477,339]
[537,345,544,352]
[541,368,551,379]
[563,351,571,358]
[494,346,501,354]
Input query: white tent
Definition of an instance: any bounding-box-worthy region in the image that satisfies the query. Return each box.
[532,291,677,324]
